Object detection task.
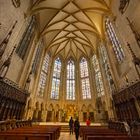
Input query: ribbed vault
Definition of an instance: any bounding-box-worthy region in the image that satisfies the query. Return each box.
[29,0,112,59]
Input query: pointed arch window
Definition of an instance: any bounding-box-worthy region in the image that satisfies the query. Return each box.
[66,59,75,100]
[105,18,125,62]
[37,53,50,97]
[92,55,104,97]
[32,40,43,74]
[100,45,115,93]
[16,16,36,60]
[80,57,91,99]
[51,57,62,99]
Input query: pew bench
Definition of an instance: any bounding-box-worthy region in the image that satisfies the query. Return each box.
[87,136,140,140]
[0,134,50,140]
[0,125,60,140]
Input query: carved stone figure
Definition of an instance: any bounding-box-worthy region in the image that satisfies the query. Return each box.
[0,21,17,59]
[126,17,140,48]
[11,0,20,8]
[119,0,130,14]
[0,46,16,78]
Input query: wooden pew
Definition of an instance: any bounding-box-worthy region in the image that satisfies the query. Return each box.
[83,132,127,140]
[0,125,60,140]
[87,136,140,140]
[0,134,50,140]
[80,126,129,140]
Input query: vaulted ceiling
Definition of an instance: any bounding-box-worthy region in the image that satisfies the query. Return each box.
[29,0,112,59]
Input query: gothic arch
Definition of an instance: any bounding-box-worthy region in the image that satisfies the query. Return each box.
[52,55,64,64]
[48,103,54,111]
[102,101,107,110]
[79,55,90,63]
[27,98,32,109]
[81,104,87,112]
[88,104,93,112]
[55,104,60,111]
[35,101,40,110]
[41,103,44,110]
[66,57,76,64]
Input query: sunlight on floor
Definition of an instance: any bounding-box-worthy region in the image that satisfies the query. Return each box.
[59,132,82,140]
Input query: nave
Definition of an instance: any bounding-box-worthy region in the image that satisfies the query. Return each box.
[0,121,139,140]
[0,0,140,139]
[59,133,81,140]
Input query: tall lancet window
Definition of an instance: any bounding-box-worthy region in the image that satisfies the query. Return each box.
[37,54,50,97]
[80,57,91,99]
[51,57,62,99]
[66,59,75,100]
[100,45,115,93]
[16,16,36,60]
[105,18,125,62]
[92,55,104,97]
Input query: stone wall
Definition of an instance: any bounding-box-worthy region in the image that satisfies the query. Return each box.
[0,0,30,82]
[111,0,140,89]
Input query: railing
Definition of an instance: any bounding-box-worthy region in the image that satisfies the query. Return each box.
[0,78,29,120]
[108,120,126,133]
[113,81,140,104]
[108,120,140,136]
[0,120,32,131]
[112,81,140,123]
[0,78,29,103]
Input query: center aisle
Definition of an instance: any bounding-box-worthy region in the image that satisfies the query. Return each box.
[59,132,82,140]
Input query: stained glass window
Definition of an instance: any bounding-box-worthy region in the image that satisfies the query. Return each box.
[100,45,115,93]
[16,16,36,59]
[80,57,91,99]
[51,57,62,99]
[105,18,125,62]
[37,54,50,97]
[66,59,75,100]
[32,40,43,74]
[92,55,104,97]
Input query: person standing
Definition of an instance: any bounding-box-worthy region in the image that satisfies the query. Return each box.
[69,117,74,134]
[86,117,91,126]
[74,117,80,140]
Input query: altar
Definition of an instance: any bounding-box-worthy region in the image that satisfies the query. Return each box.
[37,122,107,127]
[64,104,79,122]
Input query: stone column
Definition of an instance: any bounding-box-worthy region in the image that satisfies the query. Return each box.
[5,100,12,119]
[12,102,18,119]
[52,110,55,122]
[41,110,47,122]
[58,110,61,122]
[79,111,83,122]
[2,99,10,120]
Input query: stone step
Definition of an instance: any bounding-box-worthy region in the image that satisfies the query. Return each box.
[60,125,70,132]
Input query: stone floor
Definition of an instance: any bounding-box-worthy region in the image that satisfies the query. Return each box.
[59,132,82,140]
[36,122,107,140]
[38,122,105,126]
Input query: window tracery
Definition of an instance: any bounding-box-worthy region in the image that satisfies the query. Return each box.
[32,40,43,74]
[92,55,104,97]
[80,57,91,99]
[16,16,36,60]
[37,54,50,97]
[100,45,116,93]
[105,18,125,62]
[66,59,75,100]
[51,57,62,99]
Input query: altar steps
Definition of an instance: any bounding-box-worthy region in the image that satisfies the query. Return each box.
[60,125,70,132]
